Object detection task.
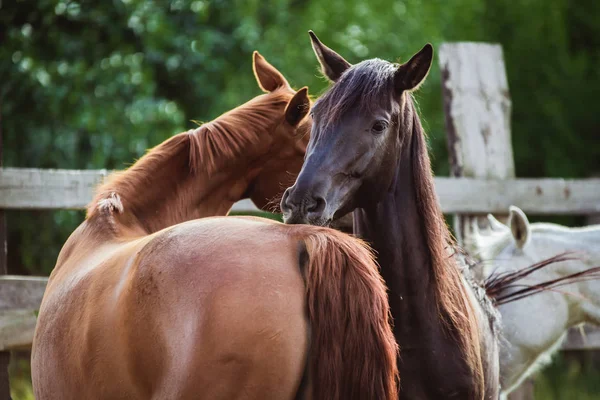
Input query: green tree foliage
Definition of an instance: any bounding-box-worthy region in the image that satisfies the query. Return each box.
[481,0,600,178]
[1,0,598,275]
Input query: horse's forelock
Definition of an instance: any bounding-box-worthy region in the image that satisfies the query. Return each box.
[315,59,398,127]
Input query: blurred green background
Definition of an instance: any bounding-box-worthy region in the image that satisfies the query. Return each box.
[2,0,599,398]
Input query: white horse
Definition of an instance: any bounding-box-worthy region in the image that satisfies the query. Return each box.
[465,206,600,398]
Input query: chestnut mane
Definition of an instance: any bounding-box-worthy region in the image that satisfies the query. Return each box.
[294,224,399,399]
[87,88,294,233]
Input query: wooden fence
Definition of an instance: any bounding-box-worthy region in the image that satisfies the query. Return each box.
[1,42,599,399]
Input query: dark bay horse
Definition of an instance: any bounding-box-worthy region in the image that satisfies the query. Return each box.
[282,32,500,399]
[31,52,399,400]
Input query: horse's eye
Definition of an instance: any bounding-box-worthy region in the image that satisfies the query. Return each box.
[371,120,388,134]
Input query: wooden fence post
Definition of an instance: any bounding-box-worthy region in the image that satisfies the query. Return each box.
[439,42,534,400]
[438,42,515,243]
[0,101,11,400]
[587,173,600,225]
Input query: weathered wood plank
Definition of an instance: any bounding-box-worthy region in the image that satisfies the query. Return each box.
[0,276,47,351]
[229,198,260,213]
[434,177,600,214]
[1,168,599,214]
[0,168,264,213]
[0,310,38,351]
[439,42,515,242]
[0,167,109,209]
[0,276,47,311]
[439,42,514,180]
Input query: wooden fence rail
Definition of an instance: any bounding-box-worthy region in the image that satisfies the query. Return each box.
[2,167,600,214]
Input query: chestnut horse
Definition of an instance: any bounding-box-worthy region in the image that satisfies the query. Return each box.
[282,32,500,399]
[31,52,399,400]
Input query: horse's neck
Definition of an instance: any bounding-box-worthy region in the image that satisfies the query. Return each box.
[533,228,600,325]
[353,103,491,397]
[355,154,475,398]
[89,131,258,237]
[535,226,600,261]
[354,147,440,340]
[355,124,475,377]
[490,226,600,326]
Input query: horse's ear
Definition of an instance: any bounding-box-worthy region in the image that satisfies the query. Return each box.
[253,51,290,92]
[487,213,508,232]
[508,206,531,249]
[285,87,310,127]
[309,31,351,82]
[394,43,434,93]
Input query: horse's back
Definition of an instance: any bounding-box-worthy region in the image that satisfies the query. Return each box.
[33,217,309,399]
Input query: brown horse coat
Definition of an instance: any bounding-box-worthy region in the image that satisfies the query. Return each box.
[32,216,397,400]
[31,51,398,400]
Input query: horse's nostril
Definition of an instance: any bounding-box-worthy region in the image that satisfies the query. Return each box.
[280,189,293,213]
[305,196,326,215]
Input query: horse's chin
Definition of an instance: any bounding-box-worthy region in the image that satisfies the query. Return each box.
[282,213,306,225]
[311,217,333,227]
[283,213,332,227]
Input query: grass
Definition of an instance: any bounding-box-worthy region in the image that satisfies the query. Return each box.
[8,353,34,400]
[534,351,600,399]
[228,210,283,222]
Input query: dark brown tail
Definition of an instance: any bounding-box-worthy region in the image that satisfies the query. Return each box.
[484,252,600,305]
[301,227,398,400]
